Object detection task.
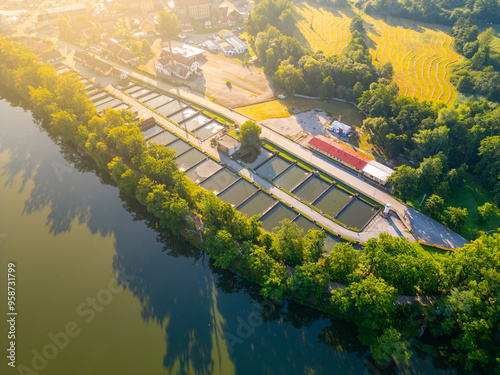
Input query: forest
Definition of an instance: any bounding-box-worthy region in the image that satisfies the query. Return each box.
[1,34,499,372]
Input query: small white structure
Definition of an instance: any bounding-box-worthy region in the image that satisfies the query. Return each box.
[361,161,394,185]
[327,120,351,135]
[217,134,241,156]
[218,29,234,39]
[383,203,391,215]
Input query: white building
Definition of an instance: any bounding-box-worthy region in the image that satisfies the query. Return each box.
[327,120,351,135]
[226,36,248,54]
[205,40,219,51]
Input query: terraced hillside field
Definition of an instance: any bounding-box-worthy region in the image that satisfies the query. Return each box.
[295,2,352,56]
[294,2,463,104]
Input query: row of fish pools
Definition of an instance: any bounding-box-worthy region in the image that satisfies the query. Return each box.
[54,65,130,113]
[238,147,379,231]
[143,128,352,253]
[116,81,226,141]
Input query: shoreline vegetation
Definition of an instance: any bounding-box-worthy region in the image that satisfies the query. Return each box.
[1,36,498,372]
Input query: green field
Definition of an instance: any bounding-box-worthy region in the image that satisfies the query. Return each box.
[295,2,462,104]
[489,24,500,53]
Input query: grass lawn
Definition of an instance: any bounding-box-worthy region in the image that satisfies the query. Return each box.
[446,174,500,236]
[235,97,365,126]
[481,24,500,53]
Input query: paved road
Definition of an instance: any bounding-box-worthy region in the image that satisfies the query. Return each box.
[57,42,469,249]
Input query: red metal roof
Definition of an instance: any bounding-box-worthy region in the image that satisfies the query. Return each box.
[308,135,370,170]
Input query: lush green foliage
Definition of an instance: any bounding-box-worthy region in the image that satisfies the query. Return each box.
[238,120,262,150]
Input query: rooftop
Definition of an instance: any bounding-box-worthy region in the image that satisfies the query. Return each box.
[308,135,371,170]
[218,134,240,148]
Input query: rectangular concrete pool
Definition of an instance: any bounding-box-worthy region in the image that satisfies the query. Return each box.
[293,216,321,236]
[112,103,129,111]
[175,148,206,171]
[170,108,198,124]
[260,203,297,233]
[273,165,309,191]
[291,176,330,203]
[156,101,187,117]
[146,131,178,146]
[181,114,212,132]
[92,96,113,106]
[313,186,353,218]
[186,159,222,184]
[217,179,258,207]
[138,92,160,102]
[123,85,142,94]
[239,147,274,170]
[200,168,239,194]
[130,88,151,98]
[142,125,164,139]
[96,98,123,113]
[236,191,276,218]
[256,156,292,180]
[192,121,224,140]
[143,95,173,109]
[336,198,377,230]
[166,139,191,156]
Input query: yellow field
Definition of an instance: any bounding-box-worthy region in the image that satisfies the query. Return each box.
[296,3,352,56]
[294,2,463,104]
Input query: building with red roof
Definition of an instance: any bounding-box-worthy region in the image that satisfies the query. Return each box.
[308,135,370,171]
[308,135,394,185]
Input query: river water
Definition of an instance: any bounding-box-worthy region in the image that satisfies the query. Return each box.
[0,89,455,374]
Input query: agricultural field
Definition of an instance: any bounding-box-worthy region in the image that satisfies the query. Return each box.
[294,2,463,104]
[295,2,353,56]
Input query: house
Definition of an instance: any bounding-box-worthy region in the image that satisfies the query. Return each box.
[178,16,194,32]
[308,135,393,184]
[226,36,248,54]
[327,120,351,135]
[21,38,51,55]
[111,67,128,80]
[82,55,113,76]
[140,17,155,33]
[217,40,234,55]
[155,57,191,79]
[101,39,139,65]
[217,134,241,156]
[40,49,62,62]
[74,50,90,63]
[174,0,210,20]
[160,44,203,72]
[218,29,234,39]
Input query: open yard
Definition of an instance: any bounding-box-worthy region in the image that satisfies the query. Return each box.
[488,23,500,53]
[234,96,365,125]
[294,2,463,104]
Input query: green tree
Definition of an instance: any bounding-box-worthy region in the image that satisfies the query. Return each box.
[130,40,141,55]
[273,61,306,95]
[157,11,179,38]
[303,230,326,263]
[324,242,359,283]
[57,17,74,42]
[330,275,398,331]
[318,76,335,99]
[207,230,240,269]
[239,120,262,150]
[370,327,411,366]
[288,262,329,300]
[444,206,468,231]
[389,165,419,200]
[50,110,79,142]
[141,39,151,54]
[424,194,444,219]
[270,219,304,266]
[477,202,494,223]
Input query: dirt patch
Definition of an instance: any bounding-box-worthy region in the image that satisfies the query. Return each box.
[260,109,333,138]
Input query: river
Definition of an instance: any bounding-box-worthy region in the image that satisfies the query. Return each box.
[0,88,455,374]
